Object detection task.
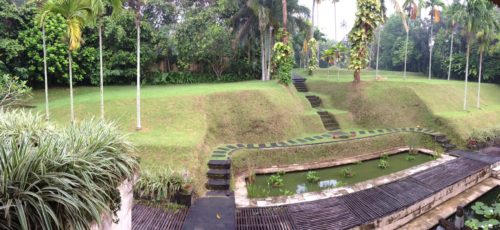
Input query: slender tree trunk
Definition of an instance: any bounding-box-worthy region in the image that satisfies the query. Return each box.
[136,20,142,130]
[267,27,272,80]
[337,65,340,81]
[334,1,337,41]
[354,69,361,83]
[316,1,320,66]
[428,21,434,80]
[447,31,454,80]
[282,0,288,44]
[68,50,75,124]
[476,50,483,109]
[376,27,381,78]
[260,32,266,81]
[463,41,470,110]
[311,0,315,40]
[99,21,104,120]
[404,30,409,80]
[42,25,49,120]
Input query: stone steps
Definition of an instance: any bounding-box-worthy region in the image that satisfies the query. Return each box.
[317,111,340,131]
[207,160,231,192]
[305,95,321,108]
[293,82,308,92]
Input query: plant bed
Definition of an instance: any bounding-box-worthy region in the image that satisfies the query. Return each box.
[245,150,435,198]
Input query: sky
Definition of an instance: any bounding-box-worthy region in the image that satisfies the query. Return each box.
[298,0,453,41]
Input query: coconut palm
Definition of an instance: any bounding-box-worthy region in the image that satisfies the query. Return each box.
[424,0,444,80]
[332,0,340,41]
[40,0,94,124]
[33,0,50,120]
[282,0,288,43]
[389,0,410,79]
[445,0,461,81]
[474,5,498,108]
[451,0,492,110]
[90,0,124,120]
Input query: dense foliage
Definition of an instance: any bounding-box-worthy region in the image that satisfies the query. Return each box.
[348,0,383,82]
[0,110,138,229]
[272,42,294,85]
[0,75,30,107]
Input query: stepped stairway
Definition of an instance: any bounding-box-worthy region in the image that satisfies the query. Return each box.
[206,160,231,193]
[432,133,457,151]
[305,95,321,108]
[292,76,308,92]
[317,110,340,131]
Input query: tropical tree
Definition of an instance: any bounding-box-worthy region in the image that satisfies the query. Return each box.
[451,0,493,110]
[401,0,421,79]
[424,0,444,80]
[348,0,383,83]
[90,0,123,120]
[474,4,498,108]
[40,0,94,123]
[332,0,340,41]
[282,0,288,43]
[446,0,461,80]
[322,42,347,80]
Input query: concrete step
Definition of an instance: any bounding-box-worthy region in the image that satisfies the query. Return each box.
[207,169,230,179]
[442,143,457,151]
[208,160,231,170]
[206,179,230,190]
[436,136,451,144]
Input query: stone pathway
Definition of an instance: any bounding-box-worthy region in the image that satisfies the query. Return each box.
[182,196,235,230]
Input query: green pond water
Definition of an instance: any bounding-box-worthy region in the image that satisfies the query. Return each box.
[248,151,433,198]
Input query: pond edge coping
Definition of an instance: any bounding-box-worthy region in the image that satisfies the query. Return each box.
[234,147,456,207]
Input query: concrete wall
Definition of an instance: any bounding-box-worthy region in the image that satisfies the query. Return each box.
[91,177,135,230]
[358,166,491,230]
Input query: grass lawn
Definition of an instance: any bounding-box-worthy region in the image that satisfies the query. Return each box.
[29,81,324,193]
[296,68,500,144]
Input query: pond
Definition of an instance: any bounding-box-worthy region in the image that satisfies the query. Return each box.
[247,151,434,198]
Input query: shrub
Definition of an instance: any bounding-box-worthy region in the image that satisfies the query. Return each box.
[468,126,500,149]
[143,72,256,85]
[406,154,415,161]
[341,168,354,178]
[134,169,191,202]
[306,171,320,183]
[0,75,30,108]
[267,174,284,187]
[0,110,138,229]
[272,42,294,85]
[378,159,389,169]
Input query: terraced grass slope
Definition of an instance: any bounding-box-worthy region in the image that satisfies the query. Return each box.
[29,81,324,193]
[299,68,500,144]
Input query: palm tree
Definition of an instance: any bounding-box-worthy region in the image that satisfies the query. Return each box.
[90,0,123,120]
[40,0,93,124]
[332,0,340,41]
[452,0,492,110]
[34,0,50,120]
[446,0,461,81]
[474,4,498,108]
[424,0,444,80]
[389,0,409,79]
[282,0,288,43]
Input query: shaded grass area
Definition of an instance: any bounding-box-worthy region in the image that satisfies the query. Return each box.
[231,133,438,173]
[297,68,500,145]
[29,81,324,194]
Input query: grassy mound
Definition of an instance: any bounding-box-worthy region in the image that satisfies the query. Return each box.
[30,81,324,193]
[301,68,500,145]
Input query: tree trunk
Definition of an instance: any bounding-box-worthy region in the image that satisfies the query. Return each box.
[311,0,315,38]
[136,20,142,130]
[99,21,105,120]
[477,50,483,108]
[42,25,49,121]
[447,31,454,80]
[267,27,272,80]
[316,1,320,66]
[282,0,288,44]
[353,69,361,83]
[463,40,470,110]
[260,31,266,81]
[428,20,434,80]
[334,1,337,41]
[376,27,381,78]
[68,49,75,124]
[403,29,409,80]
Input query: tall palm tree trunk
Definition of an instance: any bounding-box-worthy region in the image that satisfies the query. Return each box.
[375,27,381,78]
[99,21,104,120]
[463,41,470,110]
[476,50,483,108]
[42,25,49,120]
[267,27,272,81]
[334,1,337,41]
[282,0,288,43]
[428,22,434,80]
[403,29,409,80]
[68,50,75,123]
[260,32,266,81]
[447,30,453,80]
[136,20,141,130]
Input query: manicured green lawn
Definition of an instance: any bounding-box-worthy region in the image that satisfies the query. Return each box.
[29,81,324,193]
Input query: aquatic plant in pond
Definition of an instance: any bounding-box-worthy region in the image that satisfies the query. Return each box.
[378,159,389,169]
[249,151,432,197]
[341,168,354,178]
[406,154,415,161]
[268,174,284,187]
[306,171,321,183]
